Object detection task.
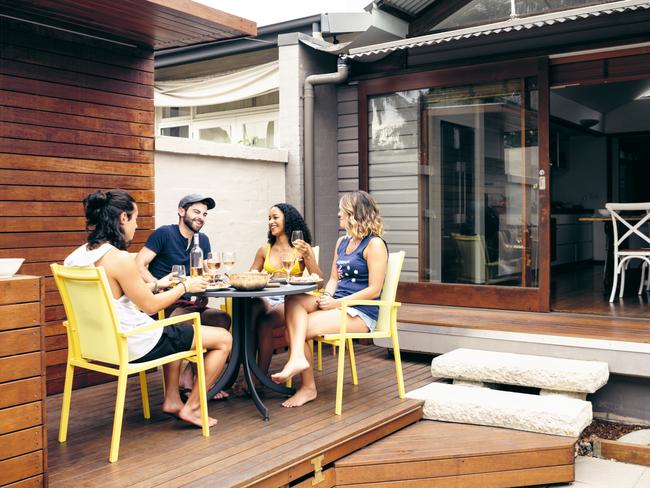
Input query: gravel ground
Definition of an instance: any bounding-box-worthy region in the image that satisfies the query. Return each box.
[576,419,647,456]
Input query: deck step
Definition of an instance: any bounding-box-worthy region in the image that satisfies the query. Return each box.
[431,348,609,393]
[407,382,592,437]
[334,420,576,487]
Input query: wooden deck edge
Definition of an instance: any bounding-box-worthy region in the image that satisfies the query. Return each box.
[246,403,423,487]
[334,464,575,487]
[594,438,650,467]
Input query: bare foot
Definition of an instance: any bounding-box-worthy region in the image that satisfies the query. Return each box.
[178,404,217,428]
[271,358,310,384]
[212,390,229,400]
[162,398,184,417]
[281,386,317,408]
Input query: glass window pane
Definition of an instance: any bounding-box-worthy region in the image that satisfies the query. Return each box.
[433,0,620,32]
[161,107,190,118]
[241,120,275,148]
[368,91,424,282]
[424,79,539,287]
[199,126,231,143]
[367,79,540,288]
[196,92,279,115]
[160,125,189,138]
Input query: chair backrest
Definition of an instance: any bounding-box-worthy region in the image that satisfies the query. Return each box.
[605,203,650,250]
[51,264,125,365]
[375,251,405,333]
[452,233,487,283]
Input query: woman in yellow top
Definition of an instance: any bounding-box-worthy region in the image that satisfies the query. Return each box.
[249,203,322,377]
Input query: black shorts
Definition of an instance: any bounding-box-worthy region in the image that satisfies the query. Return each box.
[132,324,194,363]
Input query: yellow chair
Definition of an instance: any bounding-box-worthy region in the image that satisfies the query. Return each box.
[315,251,406,415]
[452,233,519,285]
[51,264,210,463]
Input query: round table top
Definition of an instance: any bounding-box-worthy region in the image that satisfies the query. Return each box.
[200,282,317,298]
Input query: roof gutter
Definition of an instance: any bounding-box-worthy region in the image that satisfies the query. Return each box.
[303,58,349,237]
[155,15,321,68]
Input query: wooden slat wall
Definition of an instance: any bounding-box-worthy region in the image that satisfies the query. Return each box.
[0,18,155,394]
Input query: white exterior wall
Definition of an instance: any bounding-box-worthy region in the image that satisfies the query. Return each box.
[155,136,288,272]
[278,41,303,211]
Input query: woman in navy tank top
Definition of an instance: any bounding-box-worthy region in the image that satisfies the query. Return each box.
[271,191,388,408]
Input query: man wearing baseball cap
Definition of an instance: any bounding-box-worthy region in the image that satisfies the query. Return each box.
[136,194,231,398]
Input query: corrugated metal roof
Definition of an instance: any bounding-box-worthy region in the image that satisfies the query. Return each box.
[345,0,650,59]
[378,0,436,17]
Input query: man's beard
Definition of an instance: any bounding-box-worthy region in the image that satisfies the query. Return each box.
[183,214,203,232]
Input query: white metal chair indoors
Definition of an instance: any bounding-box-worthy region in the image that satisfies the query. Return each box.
[605,203,650,302]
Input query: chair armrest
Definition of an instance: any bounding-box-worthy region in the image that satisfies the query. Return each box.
[120,312,200,337]
[332,300,400,336]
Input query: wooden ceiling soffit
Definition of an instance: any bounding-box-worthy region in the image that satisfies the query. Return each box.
[0,0,257,50]
[408,0,473,38]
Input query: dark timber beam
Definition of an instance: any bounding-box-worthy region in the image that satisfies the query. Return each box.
[408,0,473,37]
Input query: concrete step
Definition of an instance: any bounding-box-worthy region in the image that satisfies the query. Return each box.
[431,348,609,393]
[407,382,592,437]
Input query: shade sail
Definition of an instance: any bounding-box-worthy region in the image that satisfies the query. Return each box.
[154,60,279,107]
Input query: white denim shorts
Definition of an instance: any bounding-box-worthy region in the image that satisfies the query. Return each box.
[346,307,377,331]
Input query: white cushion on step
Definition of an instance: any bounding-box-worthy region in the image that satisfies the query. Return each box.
[407,382,592,437]
[431,348,609,393]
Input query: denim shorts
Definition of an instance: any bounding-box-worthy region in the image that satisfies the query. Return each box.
[264,295,285,309]
[346,307,377,331]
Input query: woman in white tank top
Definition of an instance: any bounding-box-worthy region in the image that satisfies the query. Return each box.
[64,189,232,429]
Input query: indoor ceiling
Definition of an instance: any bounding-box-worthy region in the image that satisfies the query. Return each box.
[554,78,650,114]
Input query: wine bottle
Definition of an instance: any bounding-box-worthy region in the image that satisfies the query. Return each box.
[189,233,203,278]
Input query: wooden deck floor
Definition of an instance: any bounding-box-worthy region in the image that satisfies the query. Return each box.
[46,345,430,487]
[399,303,650,343]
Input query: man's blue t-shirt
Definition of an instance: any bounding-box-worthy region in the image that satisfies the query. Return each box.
[144,224,211,279]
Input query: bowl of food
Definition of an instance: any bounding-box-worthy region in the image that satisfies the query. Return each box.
[228,271,270,291]
[288,273,322,286]
[0,258,25,278]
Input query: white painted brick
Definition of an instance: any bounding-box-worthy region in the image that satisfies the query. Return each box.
[155,148,285,271]
[407,382,592,437]
[431,348,609,393]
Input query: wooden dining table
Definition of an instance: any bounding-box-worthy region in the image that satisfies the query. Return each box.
[199,283,316,421]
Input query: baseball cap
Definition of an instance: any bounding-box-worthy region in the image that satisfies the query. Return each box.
[178,194,216,210]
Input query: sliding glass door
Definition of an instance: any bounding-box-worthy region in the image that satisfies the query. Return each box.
[359,59,550,311]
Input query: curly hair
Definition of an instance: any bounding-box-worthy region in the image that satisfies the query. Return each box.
[267,203,312,246]
[83,189,136,250]
[339,190,384,239]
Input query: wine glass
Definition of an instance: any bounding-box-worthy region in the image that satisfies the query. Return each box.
[281,252,296,282]
[222,251,236,279]
[170,265,186,285]
[205,252,221,284]
[291,230,303,244]
[291,230,304,264]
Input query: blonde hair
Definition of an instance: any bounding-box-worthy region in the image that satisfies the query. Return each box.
[339,190,384,239]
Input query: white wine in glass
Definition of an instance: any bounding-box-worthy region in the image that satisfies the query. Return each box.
[205,252,221,283]
[281,252,295,282]
[291,230,303,244]
[222,251,236,275]
[170,265,186,285]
